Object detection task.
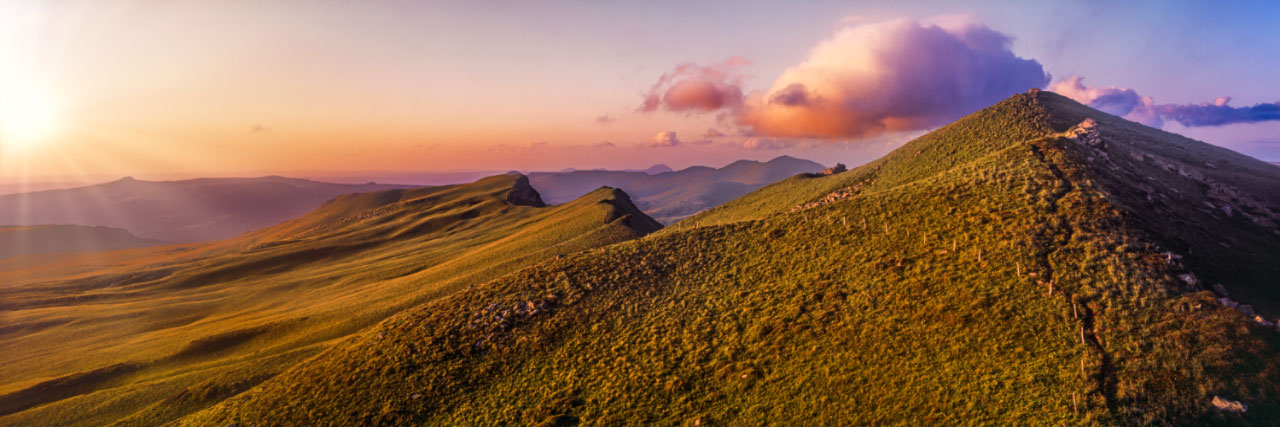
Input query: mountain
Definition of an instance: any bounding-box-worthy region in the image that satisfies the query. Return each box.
[183,91,1280,425]
[529,156,825,224]
[0,174,660,426]
[643,164,674,174]
[0,225,161,259]
[0,176,417,243]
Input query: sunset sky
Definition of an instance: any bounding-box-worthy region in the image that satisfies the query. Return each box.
[1,0,1278,186]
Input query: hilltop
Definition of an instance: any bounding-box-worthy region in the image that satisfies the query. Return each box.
[0,176,417,242]
[530,156,824,224]
[186,91,1280,425]
[0,225,161,259]
[0,175,660,426]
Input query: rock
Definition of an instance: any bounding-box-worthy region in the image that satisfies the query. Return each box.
[1178,274,1199,287]
[1253,316,1275,327]
[1238,305,1255,316]
[1211,396,1247,413]
[1212,284,1229,298]
[821,163,847,175]
[1219,298,1238,309]
[1066,118,1103,148]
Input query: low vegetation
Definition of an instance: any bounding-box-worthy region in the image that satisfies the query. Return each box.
[186,91,1280,425]
[0,175,659,426]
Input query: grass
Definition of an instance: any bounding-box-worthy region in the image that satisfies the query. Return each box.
[0,174,659,426]
[184,91,1280,425]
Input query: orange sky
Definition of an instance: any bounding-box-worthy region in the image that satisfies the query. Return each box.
[2,1,1277,186]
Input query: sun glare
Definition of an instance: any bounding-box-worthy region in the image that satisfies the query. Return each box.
[0,84,59,149]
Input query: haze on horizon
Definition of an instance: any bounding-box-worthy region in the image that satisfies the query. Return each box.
[1,0,1278,186]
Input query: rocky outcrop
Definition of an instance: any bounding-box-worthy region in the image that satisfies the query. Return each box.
[507,175,546,207]
[1065,118,1103,148]
[821,163,847,175]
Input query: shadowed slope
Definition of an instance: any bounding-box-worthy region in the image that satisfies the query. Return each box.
[0,176,417,242]
[0,174,660,426]
[188,91,1280,426]
[0,225,161,259]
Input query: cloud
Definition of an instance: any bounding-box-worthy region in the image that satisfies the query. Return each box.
[593,141,617,148]
[1051,76,1280,128]
[639,57,749,113]
[737,17,1049,138]
[248,124,269,133]
[1157,98,1280,127]
[648,131,681,147]
[595,115,617,125]
[703,128,726,138]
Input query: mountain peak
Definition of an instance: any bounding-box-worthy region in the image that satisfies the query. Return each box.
[644,164,673,175]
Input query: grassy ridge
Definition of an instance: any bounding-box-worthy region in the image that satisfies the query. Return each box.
[187,91,1280,425]
[0,175,659,426]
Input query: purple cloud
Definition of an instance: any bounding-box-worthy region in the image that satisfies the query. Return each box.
[1051,76,1280,128]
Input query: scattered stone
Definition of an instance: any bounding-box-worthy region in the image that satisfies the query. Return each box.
[1178,274,1199,287]
[1211,396,1247,413]
[1219,298,1238,309]
[411,393,422,400]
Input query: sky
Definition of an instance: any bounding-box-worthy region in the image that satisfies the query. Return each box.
[1,0,1278,186]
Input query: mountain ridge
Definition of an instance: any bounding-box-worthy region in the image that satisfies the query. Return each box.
[183,91,1280,425]
[0,174,662,426]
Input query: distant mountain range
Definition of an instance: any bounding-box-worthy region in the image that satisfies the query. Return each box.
[0,158,821,248]
[0,177,416,243]
[530,156,825,223]
[0,225,161,259]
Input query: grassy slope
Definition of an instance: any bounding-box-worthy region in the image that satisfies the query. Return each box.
[188,91,1280,425]
[0,175,659,426]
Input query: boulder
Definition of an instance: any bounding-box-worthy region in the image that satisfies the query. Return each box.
[1211,396,1247,413]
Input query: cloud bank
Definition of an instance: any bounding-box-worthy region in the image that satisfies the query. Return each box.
[739,17,1049,138]
[1050,76,1280,128]
[637,17,1049,141]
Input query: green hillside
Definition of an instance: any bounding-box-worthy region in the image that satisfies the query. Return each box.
[0,175,660,426]
[186,91,1280,425]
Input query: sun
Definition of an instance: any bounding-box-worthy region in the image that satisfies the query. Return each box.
[1,83,59,149]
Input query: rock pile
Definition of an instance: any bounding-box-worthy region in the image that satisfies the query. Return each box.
[790,179,873,212]
[821,163,847,175]
[1065,118,1103,148]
